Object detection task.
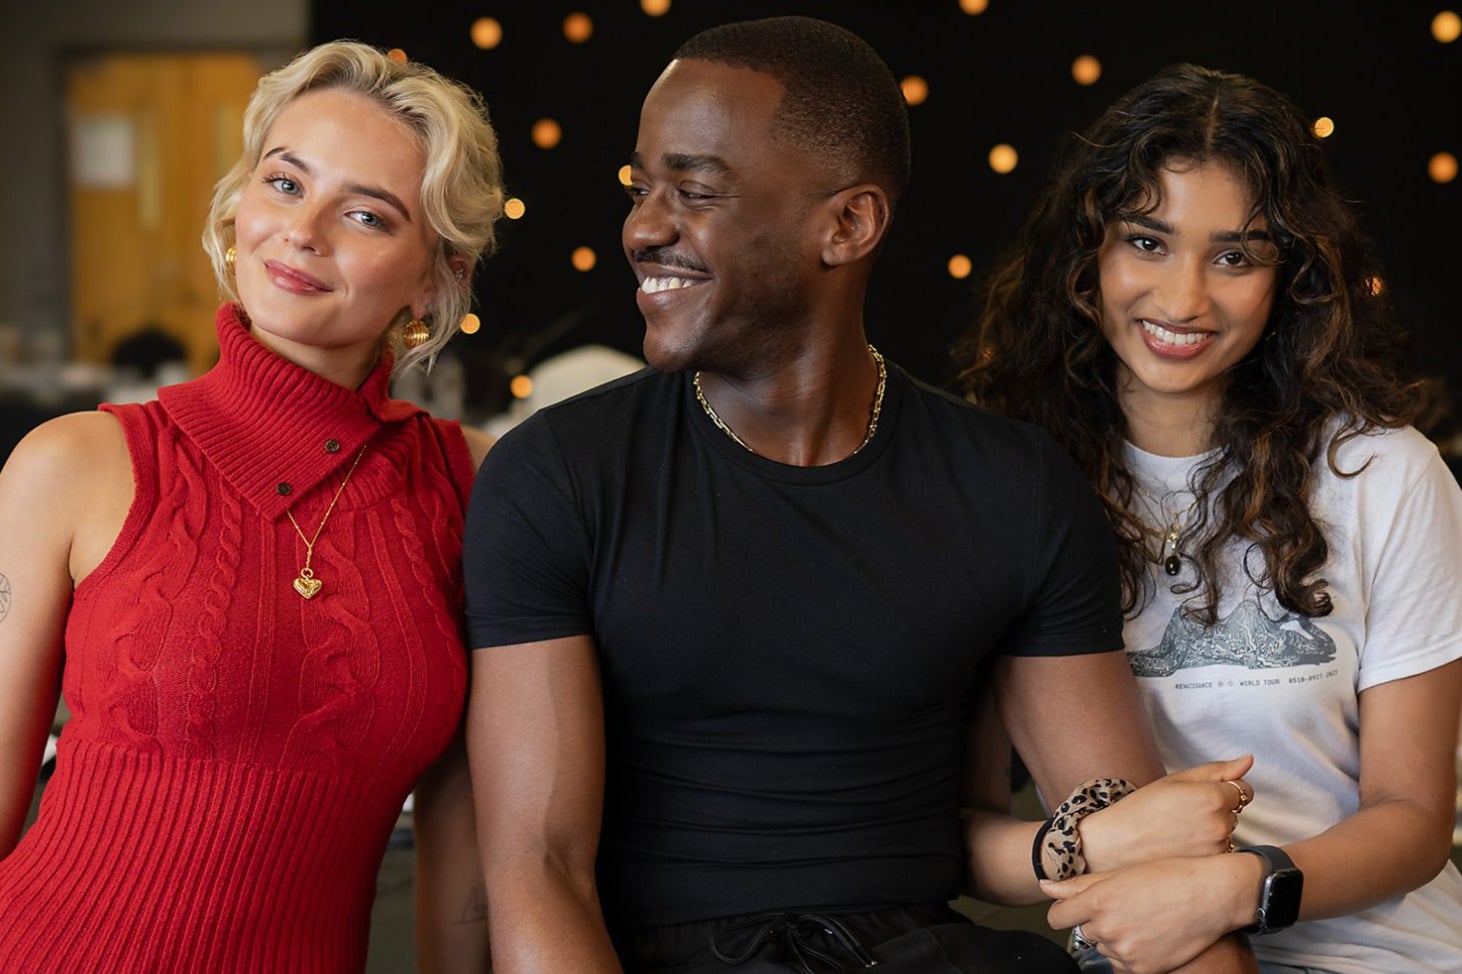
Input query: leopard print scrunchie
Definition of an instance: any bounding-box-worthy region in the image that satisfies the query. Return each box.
[1031,776,1138,881]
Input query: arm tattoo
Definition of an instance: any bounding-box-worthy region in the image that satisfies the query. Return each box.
[456,884,488,925]
[0,573,10,623]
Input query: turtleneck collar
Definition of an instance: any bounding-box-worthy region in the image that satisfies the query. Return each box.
[156,303,425,521]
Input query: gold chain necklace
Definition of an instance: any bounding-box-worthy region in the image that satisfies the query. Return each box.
[1131,481,1200,577]
[693,345,886,459]
[285,445,367,599]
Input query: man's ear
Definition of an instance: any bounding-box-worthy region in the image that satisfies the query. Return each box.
[821,184,892,267]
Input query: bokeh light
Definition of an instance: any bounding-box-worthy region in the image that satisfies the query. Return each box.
[386,48,408,63]
[988,144,1018,174]
[459,313,481,335]
[1313,116,1335,138]
[563,12,593,43]
[532,118,563,150]
[1429,152,1459,183]
[1364,276,1385,296]
[641,0,671,15]
[901,76,929,106]
[1433,10,1461,42]
[504,198,526,220]
[618,165,633,186]
[471,18,503,50]
[1071,55,1101,86]
[510,375,534,399]
[947,254,973,280]
[960,0,989,13]
[571,247,597,272]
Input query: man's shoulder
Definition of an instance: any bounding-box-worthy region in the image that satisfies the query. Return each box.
[896,366,1059,460]
[487,367,670,462]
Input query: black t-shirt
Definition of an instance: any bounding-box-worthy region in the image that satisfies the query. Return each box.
[464,364,1121,927]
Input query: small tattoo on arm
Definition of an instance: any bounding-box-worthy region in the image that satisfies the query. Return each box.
[456,884,488,925]
[0,573,11,623]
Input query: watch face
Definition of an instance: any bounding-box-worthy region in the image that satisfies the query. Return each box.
[1259,867,1304,931]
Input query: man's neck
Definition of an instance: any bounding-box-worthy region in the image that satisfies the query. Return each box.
[694,337,883,466]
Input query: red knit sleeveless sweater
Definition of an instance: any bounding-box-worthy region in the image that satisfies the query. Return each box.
[0,305,474,972]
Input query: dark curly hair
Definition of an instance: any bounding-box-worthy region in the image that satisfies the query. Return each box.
[959,63,1423,622]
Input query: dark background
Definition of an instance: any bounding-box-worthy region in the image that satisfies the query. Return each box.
[313,0,1460,433]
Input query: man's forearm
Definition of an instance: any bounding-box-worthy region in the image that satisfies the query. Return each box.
[1165,933,1258,974]
[486,866,623,974]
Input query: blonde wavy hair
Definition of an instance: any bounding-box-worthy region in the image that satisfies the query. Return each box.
[202,40,504,373]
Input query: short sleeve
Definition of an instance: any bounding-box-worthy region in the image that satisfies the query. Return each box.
[1353,432,1462,691]
[463,413,594,649]
[1000,434,1125,657]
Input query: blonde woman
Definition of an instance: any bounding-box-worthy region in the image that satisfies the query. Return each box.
[0,41,502,972]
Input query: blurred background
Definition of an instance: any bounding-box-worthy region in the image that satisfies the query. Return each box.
[2,0,1459,459]
[2,1,1459,969]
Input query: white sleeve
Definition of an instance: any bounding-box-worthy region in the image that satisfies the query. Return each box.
[1353,429,1462,692]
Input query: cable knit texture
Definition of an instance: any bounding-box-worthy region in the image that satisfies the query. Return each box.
[0,304,475,972]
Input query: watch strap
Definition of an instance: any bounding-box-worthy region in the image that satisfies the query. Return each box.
[1237,845,1303,934]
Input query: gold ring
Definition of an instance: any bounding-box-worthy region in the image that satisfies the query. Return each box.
[1225,779,1250,814]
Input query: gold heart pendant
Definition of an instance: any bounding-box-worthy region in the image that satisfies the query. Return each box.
[293,575,323,599]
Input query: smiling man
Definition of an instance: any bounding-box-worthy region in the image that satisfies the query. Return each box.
[461,16,1251,974]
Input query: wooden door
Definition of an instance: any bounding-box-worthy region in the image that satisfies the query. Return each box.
[67,52,262,376]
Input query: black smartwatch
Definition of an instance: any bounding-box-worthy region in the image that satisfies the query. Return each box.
[1237,845,1304,934]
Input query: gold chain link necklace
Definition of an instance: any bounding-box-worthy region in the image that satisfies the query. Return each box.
[693,345,886,459]
[285,445,367,599]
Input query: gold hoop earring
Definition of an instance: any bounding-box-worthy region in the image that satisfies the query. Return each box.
[402,317,431,350]
[224,246,236,271]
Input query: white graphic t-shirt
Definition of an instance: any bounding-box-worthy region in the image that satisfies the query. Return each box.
[1124,425,1462,974]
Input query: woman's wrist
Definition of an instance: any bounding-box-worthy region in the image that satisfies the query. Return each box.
[1032,777,1138,881]
[1219,848,1269,932]
[1074,803,1125,873]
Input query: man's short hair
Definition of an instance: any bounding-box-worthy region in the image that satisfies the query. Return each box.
[674,16,911,205]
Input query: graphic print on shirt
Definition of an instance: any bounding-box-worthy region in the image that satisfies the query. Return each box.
[1128,597,1337,677]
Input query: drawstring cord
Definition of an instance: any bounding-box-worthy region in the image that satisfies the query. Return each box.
[709,912,880,972]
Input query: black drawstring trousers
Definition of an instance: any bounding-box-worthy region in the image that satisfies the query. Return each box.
[616,903,1079,974]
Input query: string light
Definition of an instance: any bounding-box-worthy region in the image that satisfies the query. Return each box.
[1071,55,1101,86]
[1433,10,1461,43]
[510,375,534,399]
[1429,152,1458,184]
[471,18,503,50]
[504,198,526,220]
[988,144,1018,174]
[900,76,929,106]
[960,0,989,13]
[532,119,563,150]
[948,254,973,280]
[563,12,593,43]
[618,165,633,186]
[460,313,481,335]
[571,247,597,272]
[1313,116,1335,138]
[386,48,408,63]
[641,0,671,15]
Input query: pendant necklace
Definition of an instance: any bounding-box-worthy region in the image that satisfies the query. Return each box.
[285,445,367,599]
[693,345,886,460]
[1131,481,1199,577]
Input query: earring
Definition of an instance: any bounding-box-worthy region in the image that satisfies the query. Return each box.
[224,246,236,271]
[402,316,431,349]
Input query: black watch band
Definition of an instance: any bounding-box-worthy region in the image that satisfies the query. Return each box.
[1237,845,1304,935]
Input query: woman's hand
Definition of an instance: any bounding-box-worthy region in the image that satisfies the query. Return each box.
[1078,755,1254,874]
[1042,853,1264,974]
